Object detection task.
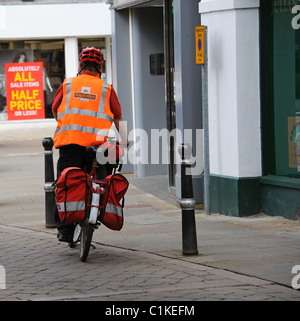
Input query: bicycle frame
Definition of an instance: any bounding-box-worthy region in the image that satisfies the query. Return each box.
[87,157,107,224]
[71,143,123,262]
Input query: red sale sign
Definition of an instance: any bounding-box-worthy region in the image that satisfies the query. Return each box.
[5,62,45,121]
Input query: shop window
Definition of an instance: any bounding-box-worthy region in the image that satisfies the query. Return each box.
[0,40,64,121]
[267,1,300,178]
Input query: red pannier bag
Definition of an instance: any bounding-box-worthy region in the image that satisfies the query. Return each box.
[99,174,129,231]
[55,167,89,224]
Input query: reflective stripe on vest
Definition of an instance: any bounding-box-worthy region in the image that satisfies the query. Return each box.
[57,79,113,123]
[57,109,113,123]
[54,125,109,137]
[54,75,114,147]
[105,202,123,217]
[57,201,85,212]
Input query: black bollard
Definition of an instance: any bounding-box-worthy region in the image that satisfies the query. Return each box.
[178,143,198,256]
[42,137,56,228]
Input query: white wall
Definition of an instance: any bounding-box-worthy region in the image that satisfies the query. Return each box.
[0,3,111,39]
[199,0,261,178]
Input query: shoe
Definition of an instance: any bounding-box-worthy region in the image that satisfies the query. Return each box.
[57,232,73,243]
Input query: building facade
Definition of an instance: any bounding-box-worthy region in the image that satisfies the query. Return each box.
[110,0,300,219]
[110,0,204,203]
[1,0,299,218]
[198,0,300,219]
[0,0,112,121]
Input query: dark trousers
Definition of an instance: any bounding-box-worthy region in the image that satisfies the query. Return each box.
[53,144,108,236]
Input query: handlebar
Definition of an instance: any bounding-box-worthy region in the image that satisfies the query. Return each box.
[86,140,124,166]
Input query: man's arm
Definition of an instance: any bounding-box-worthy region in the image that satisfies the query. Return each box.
[114,117,129,148]
[51,85,63,120]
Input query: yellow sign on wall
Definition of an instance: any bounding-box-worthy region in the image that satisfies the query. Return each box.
[195,26,205,65]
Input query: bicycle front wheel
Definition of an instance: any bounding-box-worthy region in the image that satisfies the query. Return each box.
[79,219,94,262]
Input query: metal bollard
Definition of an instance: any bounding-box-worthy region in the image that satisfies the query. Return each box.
[42,137,56,228]
[178,143,198,256]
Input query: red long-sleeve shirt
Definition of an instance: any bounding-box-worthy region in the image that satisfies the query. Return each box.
[51,72,122,118]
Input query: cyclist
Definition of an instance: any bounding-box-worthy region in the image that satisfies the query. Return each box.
[52,47,129,242]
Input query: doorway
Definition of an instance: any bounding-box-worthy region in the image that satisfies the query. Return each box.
[164,0,176,193]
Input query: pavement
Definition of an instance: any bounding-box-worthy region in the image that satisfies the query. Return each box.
[0,119,300,303]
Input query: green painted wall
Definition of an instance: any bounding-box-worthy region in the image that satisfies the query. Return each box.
[209,175,261,217]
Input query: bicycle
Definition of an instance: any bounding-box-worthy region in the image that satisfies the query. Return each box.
[69,142,123,262]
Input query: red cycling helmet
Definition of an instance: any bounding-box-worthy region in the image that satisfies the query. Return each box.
[79,47,104,72]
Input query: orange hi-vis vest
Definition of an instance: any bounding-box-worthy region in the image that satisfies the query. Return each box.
[54,74,114,148]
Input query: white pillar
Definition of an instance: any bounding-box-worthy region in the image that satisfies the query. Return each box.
[64,37,79,78]
[105,36,112,85]
[199,0,261,178]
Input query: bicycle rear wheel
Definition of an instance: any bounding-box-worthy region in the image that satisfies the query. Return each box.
[79,219,94,262]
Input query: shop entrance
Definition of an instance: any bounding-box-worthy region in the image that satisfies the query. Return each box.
[134,0,176,190]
